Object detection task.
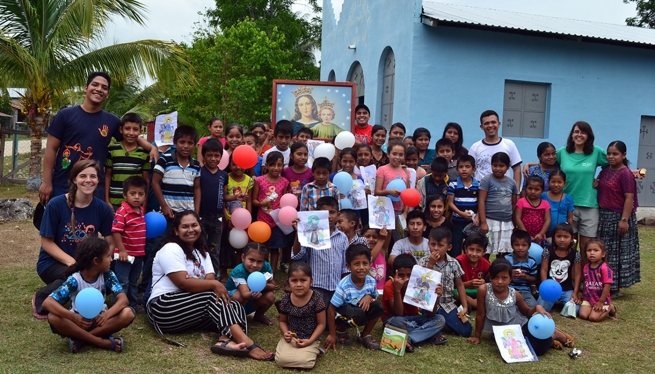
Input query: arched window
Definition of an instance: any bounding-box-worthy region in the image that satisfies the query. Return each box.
[380,49,395,129]
[348,62,365,105]
[328,70,336,82]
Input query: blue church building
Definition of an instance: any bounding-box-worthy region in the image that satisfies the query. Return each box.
[320,1,655,205]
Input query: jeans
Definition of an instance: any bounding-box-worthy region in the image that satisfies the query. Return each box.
[384,314,446,344]
[114,255,144,308]
[450,222,467,257]
[537,289,581,314]
[438,307,472,337]
[516,289,537,308]
[201,215,223,272]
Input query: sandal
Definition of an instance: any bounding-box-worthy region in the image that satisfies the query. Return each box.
[211,339,249,357]
[609,305,618,319]
[336,332,353,345]
[430,334,448,346]
[555,328,575,348]
[358,335,380,350]
[405,342,415,353]
[551,340,563,350]
[107,337,123,353]
[68,338,83,353]
[246,343,274,361]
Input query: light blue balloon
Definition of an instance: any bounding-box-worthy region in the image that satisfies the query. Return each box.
[333,172,353,194]
[340,199,353,209]
[539,279,563,302]
[528,243,544,265]
[528,314,555,340]
[75,288,104,319]
[387,179,406,202]
[247,272,267,293]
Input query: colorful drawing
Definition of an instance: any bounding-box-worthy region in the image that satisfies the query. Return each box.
[502,329,528,359]
[154,111,178,145]
[297,210,330,250]
[349,179,366,210]
[357,165,377,192]
[368,196,394,229]
[492,324,537,363]
[403,265,441,310]
[306,139,325,167]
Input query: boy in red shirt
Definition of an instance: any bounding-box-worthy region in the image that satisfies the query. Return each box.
[455,232,491,310]
[353,104,372,145]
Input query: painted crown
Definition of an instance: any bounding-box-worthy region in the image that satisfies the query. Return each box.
[292,85,314,97]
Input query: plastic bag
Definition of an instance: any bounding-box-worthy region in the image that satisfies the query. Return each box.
[561,300,577,318]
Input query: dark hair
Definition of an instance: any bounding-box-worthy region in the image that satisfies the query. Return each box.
[525,175,545,190]
[511,229,532,246]
[288,142,309,167]
[265,150,284,166]
[64,237,110,276]
[371,125,387,138]
[288,261,312,278]
[251,122,266,133]
[464,232,489,250]
[405,146,419,160]
[608,140,630,166]
[202,138,224,156]
[356,143,372,154]
[274,120,294,137]
[429,226,452,244]
[479,110,499,124]
[67,160,102,239]
[537,142,556,158]
[165,210,208,261]
[390,122,406,135]
[339,147,357,163]
[174,125,198,144]
[86,72,111,89]
[443,123,464,155]
[406,209,426,226]
[489,258,513,279]
[457,154,476,168]
[566,121,595,155]
[585,239,607,263]
[491,152,510,167]
[121,112,142,126]
[122,176,148,194]
[551,223,575,251]
[243,132,258,145]
[360,225,379,235]
[548,169,566,182]
[243,242,269,259]
[387,139,406,154]
[392,254,417,273]
[435,138,454,152]
[355,104,370,115]
[316,195,338,209]
[412,127,431,142]
[346,243,371,264]
[424,194,447,221]
[208,117,223,127]
[339,209,359,225]
[296,127,313,139]
[312,157,332,173]
[430,157,449,173]
[224,123,244,138]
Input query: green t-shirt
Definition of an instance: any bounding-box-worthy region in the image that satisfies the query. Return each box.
[556,145,608,208]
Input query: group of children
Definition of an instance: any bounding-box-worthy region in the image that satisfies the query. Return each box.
[40,107,626,369]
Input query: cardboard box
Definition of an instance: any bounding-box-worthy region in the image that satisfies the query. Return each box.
[380,325,408,356]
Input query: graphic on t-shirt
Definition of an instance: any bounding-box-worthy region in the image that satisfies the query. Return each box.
[261,186,278,212]
[98,124,109,137]
[550,259,571,283]
[289,179,301,195]
[227,186,245,214]
[63,222,96,242]
[61,143,93,169]
[369,264,385,283]
[191,258,207,279]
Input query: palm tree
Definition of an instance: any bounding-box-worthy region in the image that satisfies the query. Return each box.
[0,0,193,190]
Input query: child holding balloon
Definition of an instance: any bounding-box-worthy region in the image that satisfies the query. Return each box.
[226,243,277,325]
[375,140,409,216]
[467,258,574,355]
[43,237,136,353]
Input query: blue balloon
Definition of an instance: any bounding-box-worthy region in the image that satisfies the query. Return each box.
[333,172,353,194]
[247,272,267,293]
[539,279,563,302]
[528,243,544,265]
[340,199,353,209]
[145,211,167,238]
[387,179,406,202]
[528,314,556,340]
[75,288,104,319]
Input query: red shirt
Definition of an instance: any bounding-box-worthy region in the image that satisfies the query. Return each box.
[354,124,373,145]
[456,254,490,282]
[112,202,146,256]
[382,279,419,321]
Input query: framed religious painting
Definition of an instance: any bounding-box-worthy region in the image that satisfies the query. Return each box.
[271,80,356,140]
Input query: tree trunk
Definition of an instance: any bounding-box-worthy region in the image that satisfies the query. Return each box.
[26,114,47,191]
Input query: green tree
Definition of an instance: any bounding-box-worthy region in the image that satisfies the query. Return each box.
[0,0,193,189]
[172,20,298,130]
[625,0,655,27]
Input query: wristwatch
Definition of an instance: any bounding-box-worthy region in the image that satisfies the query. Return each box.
[620,217,628,222]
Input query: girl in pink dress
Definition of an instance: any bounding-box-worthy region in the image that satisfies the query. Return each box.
[515,175,551,245]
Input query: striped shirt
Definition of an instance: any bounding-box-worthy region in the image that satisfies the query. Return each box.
[418,253,464,313]
[299,181,342,211]
[105,142,151,206]
[112,202,146,256]
[330,274,378,307]
[447,177,480,223]
[292,228,368,291]
[153,151,200,213]
[506,254,538,292]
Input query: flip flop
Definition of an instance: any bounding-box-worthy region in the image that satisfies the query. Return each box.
[108,337,123,353]
[405,342,415,353]
[555,328,574,348]
[211,339,249,357]
[430,334,448,346]
[253,315,275,326]
[246,343,274,361]
[68,338,83,353]
[32,293,48,320]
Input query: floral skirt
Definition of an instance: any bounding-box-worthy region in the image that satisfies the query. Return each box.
[596,209,640,291]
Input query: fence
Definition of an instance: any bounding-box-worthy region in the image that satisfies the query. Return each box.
[0,126,33,184]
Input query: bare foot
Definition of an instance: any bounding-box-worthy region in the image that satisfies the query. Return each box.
[248,344,274,360]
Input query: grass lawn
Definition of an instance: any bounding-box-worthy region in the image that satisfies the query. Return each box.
[0,213,654,373]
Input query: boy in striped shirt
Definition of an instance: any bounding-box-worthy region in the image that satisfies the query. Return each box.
[447,155,479,256]
[112,176,148,310]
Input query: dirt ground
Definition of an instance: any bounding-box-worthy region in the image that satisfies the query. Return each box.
[0,220,42,268]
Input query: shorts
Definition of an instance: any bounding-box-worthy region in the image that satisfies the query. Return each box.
[267,227,290,249]
[581,300,610,310]
[572,207,599,238]
[50,306,136,337]
[228,289,256,314]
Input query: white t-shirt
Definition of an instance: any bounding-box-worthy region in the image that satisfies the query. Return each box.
[148,242,215,302]
[469,138,522,181]
[390,237,430,263]
[261,146,291,167]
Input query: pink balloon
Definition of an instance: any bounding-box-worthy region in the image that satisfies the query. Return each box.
[279,206,298,226]
[279,193,299,209]
[231,208,252,230]
[218,149,230,170]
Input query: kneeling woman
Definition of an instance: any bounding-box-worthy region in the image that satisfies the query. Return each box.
[146,210,273,360]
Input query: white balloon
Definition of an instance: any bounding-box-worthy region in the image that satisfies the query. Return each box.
[334,131,355,150]
[313,143,336,160]
[228,229,249,249]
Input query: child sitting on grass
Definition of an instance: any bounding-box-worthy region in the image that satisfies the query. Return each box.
[326,244,384,351]
[506,230,539,307]
[580,239,617,322]
[455,232,490,310]
[43,237,136,353]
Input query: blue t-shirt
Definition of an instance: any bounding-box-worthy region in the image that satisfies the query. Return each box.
[47,106,121,190]
[225,261,274,292]
[541,192,575,232]
[199,166,228,217]
[523,165,558,191]
[36,195,114,275]
[418,149,437,167]
[330,274,378,307]
[506,254,538,292]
